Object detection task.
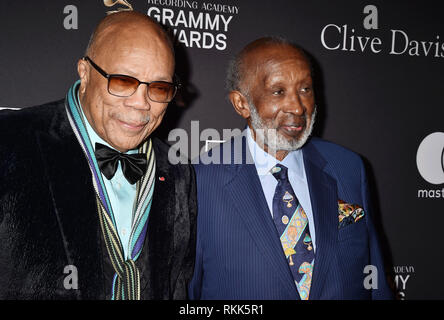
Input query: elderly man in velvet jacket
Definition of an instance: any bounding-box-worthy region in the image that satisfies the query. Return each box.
[0,11,196,300]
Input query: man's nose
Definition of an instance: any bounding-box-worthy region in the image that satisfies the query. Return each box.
[124,83,151,110]
[284,92,305,116]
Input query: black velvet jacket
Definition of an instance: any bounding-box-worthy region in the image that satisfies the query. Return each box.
[0,100,197,299]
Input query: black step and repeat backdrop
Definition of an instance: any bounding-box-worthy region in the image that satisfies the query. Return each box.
[0,0,443,299]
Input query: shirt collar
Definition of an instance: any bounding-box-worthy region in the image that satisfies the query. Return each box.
[246,127,305,179]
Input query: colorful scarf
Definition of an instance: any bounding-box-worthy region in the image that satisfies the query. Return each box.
[65,80,155,299]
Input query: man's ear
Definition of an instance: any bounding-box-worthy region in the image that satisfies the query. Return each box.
[77,58,89,95]
[229,90,251,119]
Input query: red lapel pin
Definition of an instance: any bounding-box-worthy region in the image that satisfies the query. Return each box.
[159,176,165,181]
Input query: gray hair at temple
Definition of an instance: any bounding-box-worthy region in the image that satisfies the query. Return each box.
[226,36,313,96]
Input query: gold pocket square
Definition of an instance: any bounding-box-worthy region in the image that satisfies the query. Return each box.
[338,200,365,229]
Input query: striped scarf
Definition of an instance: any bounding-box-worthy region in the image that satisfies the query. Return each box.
[65,80,155,299]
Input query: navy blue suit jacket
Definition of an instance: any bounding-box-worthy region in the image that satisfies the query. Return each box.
[189,134,393,300]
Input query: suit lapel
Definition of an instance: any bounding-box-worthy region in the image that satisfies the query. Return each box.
[35,101,104,299]
[224,163,299,298]
[302,141,338,300]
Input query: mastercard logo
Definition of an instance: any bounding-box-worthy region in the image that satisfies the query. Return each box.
[416,132,444,185]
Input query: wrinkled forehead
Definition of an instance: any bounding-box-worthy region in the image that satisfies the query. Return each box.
[242,45,311,87]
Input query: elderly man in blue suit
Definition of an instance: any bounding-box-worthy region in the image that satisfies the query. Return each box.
[189,37,393,300]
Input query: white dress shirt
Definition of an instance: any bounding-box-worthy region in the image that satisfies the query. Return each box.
[246,128,316,251]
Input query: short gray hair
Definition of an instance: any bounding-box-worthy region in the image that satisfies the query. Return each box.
[226,36,312,95]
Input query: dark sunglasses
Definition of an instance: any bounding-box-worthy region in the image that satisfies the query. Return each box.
[83,56,180,103]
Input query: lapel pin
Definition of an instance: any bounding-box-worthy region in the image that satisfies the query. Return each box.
[159,176,165,181]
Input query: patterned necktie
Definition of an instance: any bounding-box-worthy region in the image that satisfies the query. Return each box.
[271,164,315,300]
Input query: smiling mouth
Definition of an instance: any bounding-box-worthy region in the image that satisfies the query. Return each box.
[280,123,306,135]
[282,124,304,131]
[117,119,149,131]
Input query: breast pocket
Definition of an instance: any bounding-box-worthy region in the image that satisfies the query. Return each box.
[337,218,370,296]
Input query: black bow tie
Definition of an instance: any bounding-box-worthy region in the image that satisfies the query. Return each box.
[95,143,147,185]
